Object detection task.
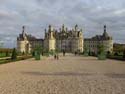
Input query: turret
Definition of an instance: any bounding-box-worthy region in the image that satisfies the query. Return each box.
[45,29,47,38]
[75,24,78,31]
[17,26,30,53]
[62,24,65,32]
[21,26,27,40]
[103,25,109,38]
[22,26,25,37]
[48,25,53,32]
[104,25,106,32]
[44,25,56,51]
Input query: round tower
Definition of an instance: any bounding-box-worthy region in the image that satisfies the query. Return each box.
[44,25,56,52]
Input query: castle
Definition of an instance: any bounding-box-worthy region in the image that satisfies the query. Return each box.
[84,25,113,54]
[17,25,113,54]
[17,25,84,53]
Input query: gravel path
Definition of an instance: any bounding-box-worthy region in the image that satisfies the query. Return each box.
[0,53,125,94]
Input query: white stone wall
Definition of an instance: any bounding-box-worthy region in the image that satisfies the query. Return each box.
[17,40,30,53]
[84,39,113,54]
[49,39,56,51]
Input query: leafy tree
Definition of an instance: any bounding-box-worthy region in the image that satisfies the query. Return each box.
[22,51,25,55]
[34,45,42,60]
[55,48,60,54]
[97,45,105,54]
[123,49,125,58]
[35,45,43,53]
[11,48,17,60]
[32,51,35,57]
[114,52,118,56]
[6,51,9,57]
[97,44,106,60]
[113,44,124,52]
[84,46,89,56]
[107,51,111,57]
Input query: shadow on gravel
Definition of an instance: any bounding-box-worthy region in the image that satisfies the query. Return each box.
[22,71,96,76]
[22,72,125,78]
[104,74,125,78]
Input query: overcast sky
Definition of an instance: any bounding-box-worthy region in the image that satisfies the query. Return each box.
[0,0,125,48]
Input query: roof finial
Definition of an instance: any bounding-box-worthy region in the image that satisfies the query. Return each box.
[48,25,52,32]
[103,25,109,37]
[75,24,78,31]
[22,26,25,33]
[104,25,106,32]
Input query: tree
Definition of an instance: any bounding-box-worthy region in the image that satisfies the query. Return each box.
[97,45,104,54]
[84,46,89,56]
[113,43,124,53]
[114,52,118,56]
[107,51,111,57]
[123,49,125,58]
[97,44,106,60]
[34,45,42,60]
[6,51,9,57]
[32,51,35,57]
[11,48,17,60]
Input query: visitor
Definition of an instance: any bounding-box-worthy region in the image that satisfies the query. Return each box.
[75,51,77,56]
[54,54,57,60]
[63,50,65,56]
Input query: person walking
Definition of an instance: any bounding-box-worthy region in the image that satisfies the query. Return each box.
[63,50,65,56]
[54,54,57,60]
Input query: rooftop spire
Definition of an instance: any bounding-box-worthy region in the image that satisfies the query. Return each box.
[103,25,109,37]
[22,26,25,34]
[62,24,65,31]
[104,25,106,32]
[48,25,52,32]
[75,24,78,31]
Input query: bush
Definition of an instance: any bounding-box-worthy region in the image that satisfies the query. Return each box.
[6,51,9,57]
[107,51,111,57]
[84,47,89,56]
[11,48,17,60]
[123,50,125,58]
[114,52,118,56]
[97,45,106,60]
[32,51,35,57]
[17,55,32,61]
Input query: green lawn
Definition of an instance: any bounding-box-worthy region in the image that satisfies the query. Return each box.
[0,55,32,64]
[0,53,11,58]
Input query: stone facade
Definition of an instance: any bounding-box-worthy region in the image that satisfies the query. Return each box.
[17,26,43,53]
[17,25,84,53]
[17,25,113,54]
[44,24,84,53]
[84,25,113,54]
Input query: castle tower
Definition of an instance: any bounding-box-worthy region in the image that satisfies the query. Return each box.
[103,25,109,38]
[102,25,113,53]
[72,25,83,53]
[17,26,31,53]
[44,25,56,51]
[62,24,66,32]
[104,25,106,32]
[78,29,84,52]
[75,24,78,31]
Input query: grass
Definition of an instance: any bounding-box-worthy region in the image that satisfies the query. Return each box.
[0,55,33,65]
[0,53,11,58]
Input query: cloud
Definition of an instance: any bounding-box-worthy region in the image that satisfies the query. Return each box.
[0,0,125,48]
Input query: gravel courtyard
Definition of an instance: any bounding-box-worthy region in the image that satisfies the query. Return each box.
[0,54,125,94]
